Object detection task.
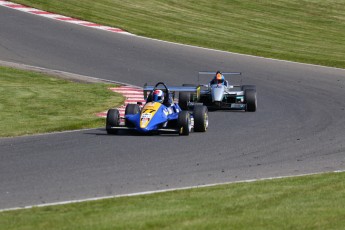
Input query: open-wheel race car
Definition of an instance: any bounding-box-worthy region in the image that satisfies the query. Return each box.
[179,71,257,111]
[106,82,209,135]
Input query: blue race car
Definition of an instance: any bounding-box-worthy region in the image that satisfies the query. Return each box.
[106,82,208,135]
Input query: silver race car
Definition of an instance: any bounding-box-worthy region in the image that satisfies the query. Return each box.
[179,71,257,111]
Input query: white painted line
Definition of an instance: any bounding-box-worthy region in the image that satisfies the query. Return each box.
[1,169,344,213]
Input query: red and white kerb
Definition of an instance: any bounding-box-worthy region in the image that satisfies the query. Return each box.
[96,86,145,119]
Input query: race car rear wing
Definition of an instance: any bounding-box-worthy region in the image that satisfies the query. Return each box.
[199,71,242,75]
[143,83,199,100]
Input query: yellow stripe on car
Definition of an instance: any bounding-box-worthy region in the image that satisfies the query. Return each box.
[140,102,162,128]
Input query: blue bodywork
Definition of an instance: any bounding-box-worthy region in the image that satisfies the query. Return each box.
[125,102,182,133]
[106,82,202,135]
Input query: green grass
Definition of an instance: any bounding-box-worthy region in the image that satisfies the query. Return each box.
[12,0,345,69]
[1,171,345,229]
[0,66,124,137]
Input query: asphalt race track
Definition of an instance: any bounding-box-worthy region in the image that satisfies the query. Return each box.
[1,6,345,209]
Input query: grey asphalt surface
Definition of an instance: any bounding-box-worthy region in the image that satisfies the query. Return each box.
[1,6,345,210]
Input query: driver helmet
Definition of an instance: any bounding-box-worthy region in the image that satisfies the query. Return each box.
[216,71,224,84]
[152,89,164,103]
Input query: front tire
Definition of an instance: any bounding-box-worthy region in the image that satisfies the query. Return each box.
[125,104,140,127]
[106,109,120,134]
[245,89,257,112]
[125,103,140,115]
[193,105,208,132]
[177,111,191,136]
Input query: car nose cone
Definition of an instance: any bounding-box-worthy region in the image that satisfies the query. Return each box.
[211,85,225,102]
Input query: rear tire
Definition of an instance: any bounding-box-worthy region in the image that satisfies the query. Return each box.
[179,84,196,110]
[125,104,140,127]
[193,105,208,132]
[106,109,120,134]
[177,111,191,136]
[245,89,257,112]
[179,91,190,110]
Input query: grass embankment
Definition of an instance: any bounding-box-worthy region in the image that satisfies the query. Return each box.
[12,0,345,69]
[1,172,345,229]
[0,66,123,137]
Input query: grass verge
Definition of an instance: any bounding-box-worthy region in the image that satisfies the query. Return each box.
[11,0,345,69]
[1,171,345,229]
[0,66,123,137]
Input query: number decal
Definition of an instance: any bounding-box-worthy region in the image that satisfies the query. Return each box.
[142,109,156,113]
[140,102,161,128]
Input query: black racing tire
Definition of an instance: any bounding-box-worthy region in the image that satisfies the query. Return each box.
[106,109,120,134]
[179,84,197,110]
[125,104,140,115]
[245,89,257,112]
[179,91,191,110]
[193,105,208,132]
[125,104,140,127]
[177,111,191,136]
[241,85,256,91]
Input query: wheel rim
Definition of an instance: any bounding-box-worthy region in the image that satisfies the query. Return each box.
[204,113,208,130]
[188,116,192,132]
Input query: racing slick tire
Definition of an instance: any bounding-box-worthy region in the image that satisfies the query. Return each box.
[179,84,197,110]
[125,104,140,127]
[193,105,208,132]
[177,111,191,136]
[179,91,191,110]
[245,89,257,112]
[106,109,120,134]
[125,103,140,115]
